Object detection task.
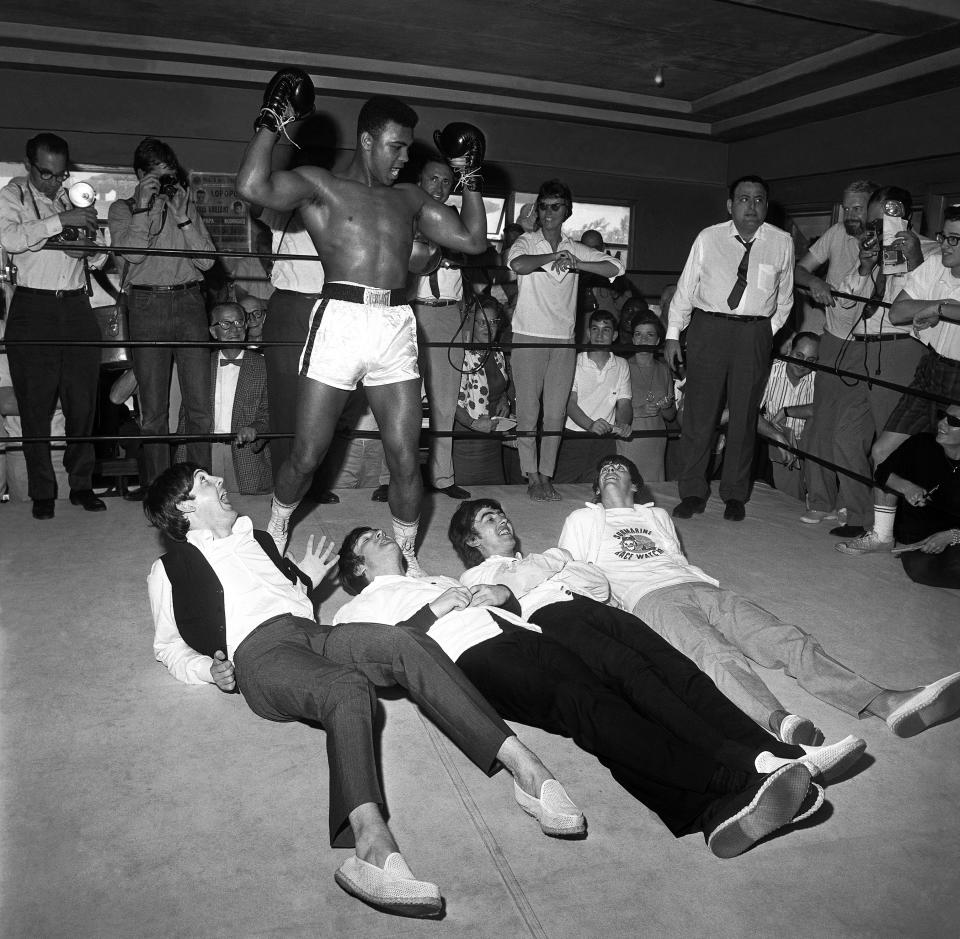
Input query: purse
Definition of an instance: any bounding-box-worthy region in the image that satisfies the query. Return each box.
[91,265,132,370]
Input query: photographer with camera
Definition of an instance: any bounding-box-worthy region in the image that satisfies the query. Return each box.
[0,133,108,520]
[803,186,937,543]
[108,138,215,485]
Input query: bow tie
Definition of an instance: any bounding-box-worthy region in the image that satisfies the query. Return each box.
[219,357,241,367]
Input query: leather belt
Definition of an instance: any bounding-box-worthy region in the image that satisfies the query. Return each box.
[414,298,459,307]
[695,308,767,323]
[322,283,406,307]
[932,347,960,366]
[130,281,202,293]
[852,333,915,343]
[16,286,87,298]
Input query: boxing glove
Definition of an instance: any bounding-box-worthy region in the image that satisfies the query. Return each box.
[255,68,316,135]
[433,123,485,191]
[409,233,442,276]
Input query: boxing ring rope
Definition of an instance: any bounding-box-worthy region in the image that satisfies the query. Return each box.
[2,243,958,496]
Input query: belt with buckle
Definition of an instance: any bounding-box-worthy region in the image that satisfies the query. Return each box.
[322,283,407,307]
[695,308,768,323]
[852,332,915,343]
[16,285,87,298]
[414,298,459,307]
[130,281,202,293]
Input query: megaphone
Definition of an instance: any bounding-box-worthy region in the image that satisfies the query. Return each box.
[68,181,96,208]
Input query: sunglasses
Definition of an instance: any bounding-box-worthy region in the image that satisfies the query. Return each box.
[937,410,960,427]
[935,232,960,248]
[32,163,70,183]
[538,201,567,212]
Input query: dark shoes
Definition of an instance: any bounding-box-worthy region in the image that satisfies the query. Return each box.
[318,491,340,505]
[723,499,746,522]
[430,484,472,500]
[371,484,389,502]
[673,496,706,519]
[32,498,55,520]
[69,489,107,512]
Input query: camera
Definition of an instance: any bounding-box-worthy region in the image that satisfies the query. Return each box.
[157,174,180,198]
[59,226,85,241]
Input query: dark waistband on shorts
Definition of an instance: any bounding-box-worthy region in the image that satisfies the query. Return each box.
[413,298,460,307]
[322,283,407,307]
[695,307,768,323]
[130,281,202,293]
[852,332,916,343]
[16,285,87,297]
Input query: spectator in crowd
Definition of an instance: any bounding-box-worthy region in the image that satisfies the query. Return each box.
[556,309,632,483]
[758,331,819,502]
[805,187,935,537]
[453,296,513,485]
[337,524,824,860]
[145,463,574,919]
[871,405,960,588]
[617,309,676,481]
[0,132,107,519]
[109,137,215,485]
[508,179,624,501]
[617,296,652,347]
[237,293,267,347]
[665,175,795,523]
[794,179,878,332]
[838,204,960,555]
[410,157,471,500]
[558,454,960,742]
[227,216,274,307]
[576,229,617,341]
[201,301,271,494]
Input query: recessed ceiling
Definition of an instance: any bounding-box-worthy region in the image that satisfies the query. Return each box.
[2,0,959,139]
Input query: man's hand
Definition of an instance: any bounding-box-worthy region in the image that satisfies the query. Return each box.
[589,419,613,436]
[169,183,191,219]
[914,299,959,331]
[135,175,160,210]
[551,250,578,274]
[296,533,338,588]
[664,338,683,373]
[898,481,934,507]
[805,274,836,307]
[235,425,257,446]
[58,206,98,236]
[468,584,511,608]
[612,422,632,439]
[891,229,923,271]
[210,650,236,692]
[429,585,473,617]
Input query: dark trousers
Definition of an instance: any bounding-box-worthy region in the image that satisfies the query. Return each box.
[262,289,319,482]
[233,615,511,847]
[902,547,960,589]
[530,596,797,767]
[5,291,100,499]
[679,312,773,503]
[456,624,796,837]
[554,437,613,484]
[128,285,210,483]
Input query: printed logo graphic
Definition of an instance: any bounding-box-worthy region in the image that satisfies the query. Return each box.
[614,527,664,561]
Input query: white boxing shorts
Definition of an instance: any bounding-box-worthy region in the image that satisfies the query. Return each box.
[299,284,420,390]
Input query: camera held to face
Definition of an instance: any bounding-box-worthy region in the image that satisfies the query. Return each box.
[157,174,180,198]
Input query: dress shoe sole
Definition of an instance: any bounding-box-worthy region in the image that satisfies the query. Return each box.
[887,672,960,738]
[708,764,811,859]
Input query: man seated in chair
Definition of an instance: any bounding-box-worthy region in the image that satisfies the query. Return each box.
[144,462,582,919]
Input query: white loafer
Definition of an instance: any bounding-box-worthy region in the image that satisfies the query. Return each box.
[334,853,443,918]
[514,779,586,837]
[886,672,960,738]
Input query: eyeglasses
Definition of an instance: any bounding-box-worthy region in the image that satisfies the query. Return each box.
[213,320,246,331]
[537,201,567,212]
[243,308,266,323]
[31,163,70,183]
[935,232,960,248]
[791,354,819,363]
[937,410,960,427]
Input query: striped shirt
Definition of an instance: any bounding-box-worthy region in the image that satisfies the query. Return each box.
[761,359,815,437]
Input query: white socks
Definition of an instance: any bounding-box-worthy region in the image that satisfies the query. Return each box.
[267,496,298,553]
[872,504,896,542]
[392,516,424,576]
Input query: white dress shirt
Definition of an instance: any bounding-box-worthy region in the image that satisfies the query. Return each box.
[213,351,244,434]
[900,254,960,360]
[667,220,795,339]
[261,207,325,294]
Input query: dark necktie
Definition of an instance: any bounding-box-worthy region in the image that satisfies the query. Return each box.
[862,268,887,320]
[428,267,441,299]
[219,357,241,367]
[726,236,753,310]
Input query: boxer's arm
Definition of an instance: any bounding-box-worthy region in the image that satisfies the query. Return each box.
[236,131,319,212]
[416,188,487,255]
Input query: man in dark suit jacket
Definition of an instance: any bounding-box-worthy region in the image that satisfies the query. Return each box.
[179,302,272,493]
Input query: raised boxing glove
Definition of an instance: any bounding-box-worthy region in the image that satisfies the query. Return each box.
[433,123,486,191]
[255,68,316,136]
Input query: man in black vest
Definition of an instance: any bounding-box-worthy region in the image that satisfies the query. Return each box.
[144,462,584,919]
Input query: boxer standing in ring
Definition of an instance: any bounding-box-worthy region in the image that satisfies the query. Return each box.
[237,76,487,570]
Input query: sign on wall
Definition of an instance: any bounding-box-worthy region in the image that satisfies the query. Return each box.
[189,172,251,252]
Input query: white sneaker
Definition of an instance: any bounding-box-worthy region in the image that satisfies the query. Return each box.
[836,530,894,556]
[266,511,290,554]
[801,508,838,524]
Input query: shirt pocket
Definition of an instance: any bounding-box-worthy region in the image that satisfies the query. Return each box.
[757,263,777,292]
